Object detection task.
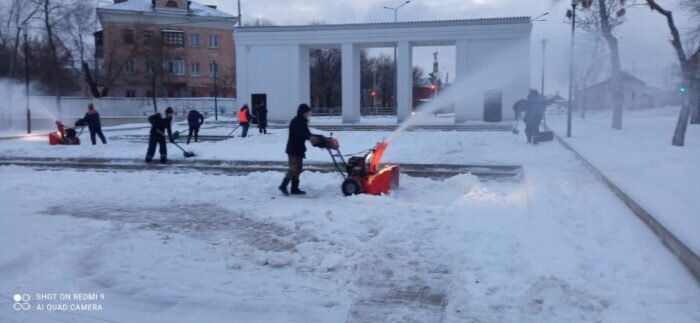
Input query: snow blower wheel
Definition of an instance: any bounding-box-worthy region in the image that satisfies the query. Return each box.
[342,178,362,196]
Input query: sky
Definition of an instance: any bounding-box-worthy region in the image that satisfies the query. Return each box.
[205,0,691,94]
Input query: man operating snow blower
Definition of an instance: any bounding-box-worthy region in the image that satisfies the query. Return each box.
[145,107,174,164]
[279,103,320,196]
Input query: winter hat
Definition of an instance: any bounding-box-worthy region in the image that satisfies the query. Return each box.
[165,107,174,114]
[88,103,95,110]
[297,103,311,115]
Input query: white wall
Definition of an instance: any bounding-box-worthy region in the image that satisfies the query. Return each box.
[237,44,308,123]
[2,96,237,130]
[458,38,529,122]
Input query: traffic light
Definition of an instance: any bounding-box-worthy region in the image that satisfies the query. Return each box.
[680,86,687,93]
[370,91,376,97]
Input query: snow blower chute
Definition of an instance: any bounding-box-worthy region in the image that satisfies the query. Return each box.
[49,120,80,145]
[314,135,399,196]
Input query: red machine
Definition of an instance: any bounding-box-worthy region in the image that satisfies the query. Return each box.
[49,120,80,145]
[315,136,399,196]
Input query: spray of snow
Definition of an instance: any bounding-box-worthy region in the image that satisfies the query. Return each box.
[0,78,58,131]
[386,42,523,144]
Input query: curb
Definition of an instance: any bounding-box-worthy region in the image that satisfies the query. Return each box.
[554,134,700,284]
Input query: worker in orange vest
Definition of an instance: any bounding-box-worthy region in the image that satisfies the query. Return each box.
[238,104,253,137]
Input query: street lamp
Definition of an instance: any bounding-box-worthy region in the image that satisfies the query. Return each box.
[383,0,410,111]
[23,23,31,134]
[212,59,218,121]
[540,39,547,98]
[567,0,580,138]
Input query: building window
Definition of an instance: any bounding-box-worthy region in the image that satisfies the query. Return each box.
[191,62,200,76]
[124,59,134,73]
[208,34,218,48]
[189,33,200,47]
[143,31,153,44]
[126,90,136,97]
[145,61,153,74]
[165,0,178,7]
[146,90,154,97]
[209,62,218,76]
[167,59,185,75]
[191,91,197,97]
[162,30,184,46]
[123,29,134,44]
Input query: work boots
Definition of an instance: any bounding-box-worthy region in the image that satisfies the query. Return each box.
[279,178,291,196]
[291,180,306,195]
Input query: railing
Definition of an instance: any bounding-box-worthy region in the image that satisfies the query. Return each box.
[311,107,397,116]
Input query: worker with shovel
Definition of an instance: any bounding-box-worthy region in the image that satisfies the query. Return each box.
[145,107,175,164]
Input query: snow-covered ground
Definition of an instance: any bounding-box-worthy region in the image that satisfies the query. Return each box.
[548,106,700,258]
[1,116,699,322]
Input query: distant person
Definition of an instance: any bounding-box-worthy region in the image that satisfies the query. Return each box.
[512,99,527,121]
[238,104,253,138]
[82,103,107,145]
[524,90,546,144]
[278,103,320,195]
[255,101,268,134]
[145,107,174,164]
[186,109,204,144]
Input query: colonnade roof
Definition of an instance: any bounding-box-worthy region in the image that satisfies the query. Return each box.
[235,16,531,47]
[236,17,530,33]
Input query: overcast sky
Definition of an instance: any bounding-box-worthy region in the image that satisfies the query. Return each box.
[207,0,692,94]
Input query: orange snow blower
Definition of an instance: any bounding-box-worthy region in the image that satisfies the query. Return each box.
[48,120,80,145]
[314,135,399,196]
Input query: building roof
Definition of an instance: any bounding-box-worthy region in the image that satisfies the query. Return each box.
[99,0,235,18]
[587,71,647,90]
[236,16,531,32]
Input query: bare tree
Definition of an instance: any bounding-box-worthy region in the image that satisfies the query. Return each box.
[310,48,342,108]
[564,0,638,129]
[4,0,39,79]
[646,0,700,146]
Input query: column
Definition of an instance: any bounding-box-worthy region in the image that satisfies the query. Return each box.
[396,41,413,123]
[235,44,249,111]
[454,40,470,123]
[341,43,361,123]
[298,45,310,106]
[289,45,309,107]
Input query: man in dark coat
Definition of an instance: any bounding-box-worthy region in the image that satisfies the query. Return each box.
[186,109,204,144]
[255,102,268,134]
[145,107,174,163]
[524,90,546,144]
[279,103,320,195]
[238,104,253,138]
[82,103,107,145]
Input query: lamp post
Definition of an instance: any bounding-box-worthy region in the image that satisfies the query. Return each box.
[540,39,547,97]
[567,0,580,138]
[383,0,410,111]
[23,23,31,134]
[212,59,218,121]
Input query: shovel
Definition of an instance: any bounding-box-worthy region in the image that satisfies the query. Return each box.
[171,131,196,157]
[512,119,520,135]
[227,125,241,137]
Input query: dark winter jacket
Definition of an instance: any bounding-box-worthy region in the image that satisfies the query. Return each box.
[512,99,528,121]
[286,115,312,158]
[255,104,268,128]
[148,112,173,141]
[83,109,102,130]
[239,106,253,125]
[187,110,204,128]
[524,94,545,125]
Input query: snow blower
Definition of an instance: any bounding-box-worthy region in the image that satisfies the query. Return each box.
[49,120,80,145]
[314,135,399,196]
